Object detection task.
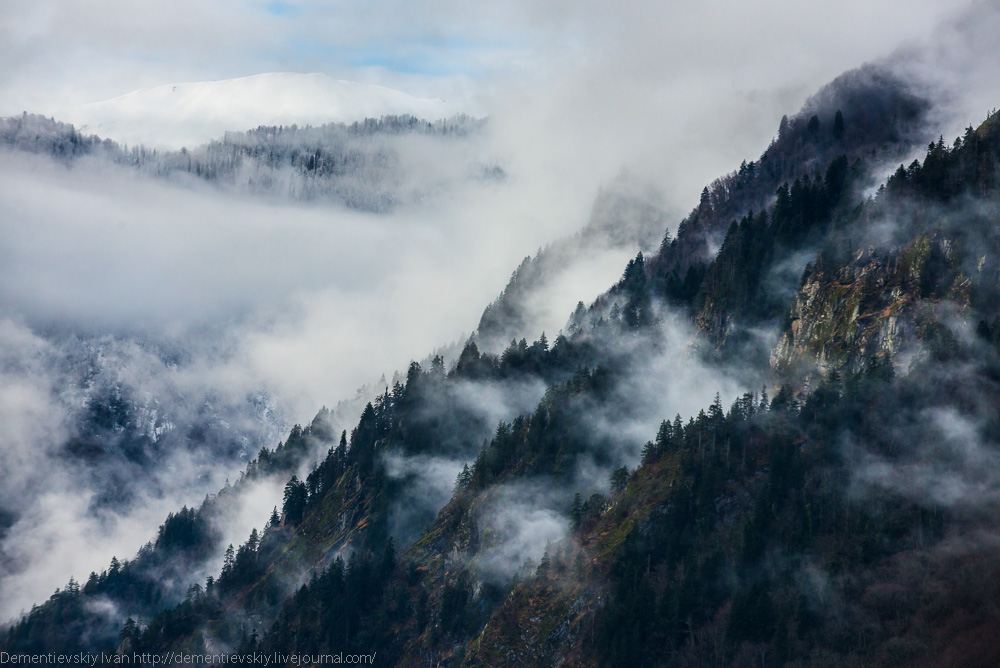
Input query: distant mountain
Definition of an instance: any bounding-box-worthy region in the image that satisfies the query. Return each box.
[49,73,460,150]
[0,111,493,213]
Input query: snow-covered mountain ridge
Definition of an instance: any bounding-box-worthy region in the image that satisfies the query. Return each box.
[51,72,460,150]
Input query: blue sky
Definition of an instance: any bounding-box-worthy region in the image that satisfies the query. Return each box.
[278,37,491,77]
[265,0,299,16]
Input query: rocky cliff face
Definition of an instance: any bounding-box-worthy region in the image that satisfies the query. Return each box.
[771,234,969,381]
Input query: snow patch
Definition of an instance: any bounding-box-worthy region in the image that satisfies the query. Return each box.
[51,72,460,150]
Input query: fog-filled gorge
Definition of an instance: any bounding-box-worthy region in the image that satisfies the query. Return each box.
[3,1,1000,662]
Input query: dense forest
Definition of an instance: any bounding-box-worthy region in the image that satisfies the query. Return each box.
[4,61,1000,668]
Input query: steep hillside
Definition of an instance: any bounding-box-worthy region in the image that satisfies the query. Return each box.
[475,67,931,356]
[650,64,930,286]
[475,171,669,352]
[773,114,1000,383]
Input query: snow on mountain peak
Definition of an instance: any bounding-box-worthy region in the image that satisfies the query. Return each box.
[52,72,460,150]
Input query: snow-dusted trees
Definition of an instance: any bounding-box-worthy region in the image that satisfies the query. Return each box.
[0,113,492,213]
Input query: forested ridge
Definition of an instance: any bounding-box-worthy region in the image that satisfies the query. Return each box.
[0,112,490,212]
[5,63,1000,668]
